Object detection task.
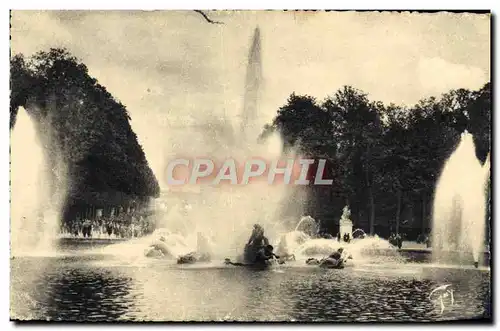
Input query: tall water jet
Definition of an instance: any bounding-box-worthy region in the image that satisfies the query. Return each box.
[10,107,49,255]
[10,107,67,256]
[240,27,263,141]
[432,131,490,266]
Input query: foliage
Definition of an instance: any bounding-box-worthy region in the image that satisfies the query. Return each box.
[10,48,160,219]
[263,83,491,237]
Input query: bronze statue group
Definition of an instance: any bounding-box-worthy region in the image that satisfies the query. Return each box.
[155,223,353,269]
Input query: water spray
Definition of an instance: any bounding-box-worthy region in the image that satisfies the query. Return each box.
[432,131,489,266]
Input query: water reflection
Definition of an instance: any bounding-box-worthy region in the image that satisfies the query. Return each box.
[230,268,293,321]
[11,257,135,321]
[10,256,491,322]
[45,268,134,321]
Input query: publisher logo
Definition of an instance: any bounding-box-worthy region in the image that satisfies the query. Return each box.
[429,284,455,314]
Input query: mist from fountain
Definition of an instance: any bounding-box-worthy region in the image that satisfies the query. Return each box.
[100,27,307,261]
[275,215,405,265]
[431,131,490,265]
[10,107,67,257]
[97,27,406,267]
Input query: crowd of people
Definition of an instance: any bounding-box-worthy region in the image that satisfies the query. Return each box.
[60,213,156,239]
[416,233,431,247]
[389,233,404,249]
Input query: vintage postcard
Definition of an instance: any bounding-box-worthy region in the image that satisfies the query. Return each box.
[9,10,491,322]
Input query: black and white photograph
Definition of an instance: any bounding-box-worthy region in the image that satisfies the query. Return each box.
[8,9,491,322]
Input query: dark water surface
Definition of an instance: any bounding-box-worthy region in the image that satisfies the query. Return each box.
[10,252,491,322]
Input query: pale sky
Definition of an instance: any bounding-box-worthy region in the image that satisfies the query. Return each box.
[10,10,490,181]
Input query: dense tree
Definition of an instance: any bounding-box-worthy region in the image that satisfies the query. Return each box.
[263,93,333,154]
[10,48,160,223]
[262,83,491,239]
[323,86,384,234]
[467,83,491,162]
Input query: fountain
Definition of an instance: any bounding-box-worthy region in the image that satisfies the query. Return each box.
[294,216,318,236]
[352,228,367,239]
[431,131,490,267]
[97,26,404,267]
[272,213,404,265]
[10,107,66,256]
[104,26,306,261]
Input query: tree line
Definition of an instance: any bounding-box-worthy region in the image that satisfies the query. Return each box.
[10,48,160,223]
[262,83,491,239]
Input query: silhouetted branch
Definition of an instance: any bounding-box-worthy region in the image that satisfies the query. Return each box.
[194,10,224,25]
